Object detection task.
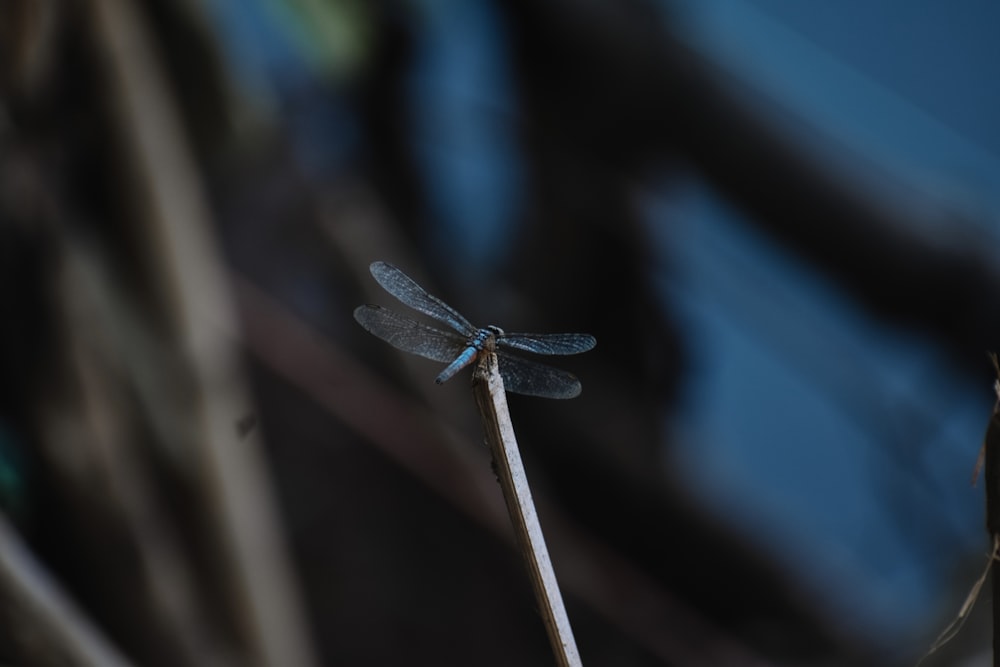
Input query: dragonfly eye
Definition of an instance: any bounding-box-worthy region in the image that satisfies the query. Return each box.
[488,325,505,336]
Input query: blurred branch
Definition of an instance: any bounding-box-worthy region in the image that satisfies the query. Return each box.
[985,356,1000,665]
[83,0,317,665]
[507,0,1000,372]
[33,242,240,667]
[0,0,58,100]
[0,510,134,667]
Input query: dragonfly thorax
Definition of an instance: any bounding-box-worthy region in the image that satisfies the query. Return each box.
[470,326,504,351]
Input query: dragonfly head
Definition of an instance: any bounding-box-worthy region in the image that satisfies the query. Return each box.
[475,325,503,353]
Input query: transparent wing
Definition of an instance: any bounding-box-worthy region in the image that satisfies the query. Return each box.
[497,351,583,399]
[369,262,475,336]
[354,305,466,363]
[497,332,596,356]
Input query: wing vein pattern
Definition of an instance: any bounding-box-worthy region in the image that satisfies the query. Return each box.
[354,305,465,363]
[370,261,475,335]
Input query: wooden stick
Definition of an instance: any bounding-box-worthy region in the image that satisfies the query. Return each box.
[472,350,583,667]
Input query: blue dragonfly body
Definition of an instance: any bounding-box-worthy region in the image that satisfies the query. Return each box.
[354,262,596,399]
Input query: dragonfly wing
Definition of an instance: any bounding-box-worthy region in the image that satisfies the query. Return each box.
[498,332,596,356]
[369,262,475,335]
[496,351,583,399]
[354,305,466,363]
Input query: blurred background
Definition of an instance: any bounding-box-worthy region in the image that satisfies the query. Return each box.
[1,0,999,665]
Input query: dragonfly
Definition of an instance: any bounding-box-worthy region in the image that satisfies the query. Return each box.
[354,261,596,399]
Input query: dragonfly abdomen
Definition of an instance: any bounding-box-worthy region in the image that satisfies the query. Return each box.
[434,327,500,384]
